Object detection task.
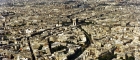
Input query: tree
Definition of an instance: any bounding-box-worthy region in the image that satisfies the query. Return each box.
[38,45,43,50]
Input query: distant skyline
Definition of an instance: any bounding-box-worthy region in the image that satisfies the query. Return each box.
[0,0,87,4]
[0,0,138,5]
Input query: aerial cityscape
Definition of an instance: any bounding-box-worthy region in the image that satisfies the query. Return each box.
[0,0,140,60]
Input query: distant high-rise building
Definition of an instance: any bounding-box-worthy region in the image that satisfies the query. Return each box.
[83,0,87,2]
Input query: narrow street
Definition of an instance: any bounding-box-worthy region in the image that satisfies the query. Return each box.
[27,37,36,60]
[67,25,92,60]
